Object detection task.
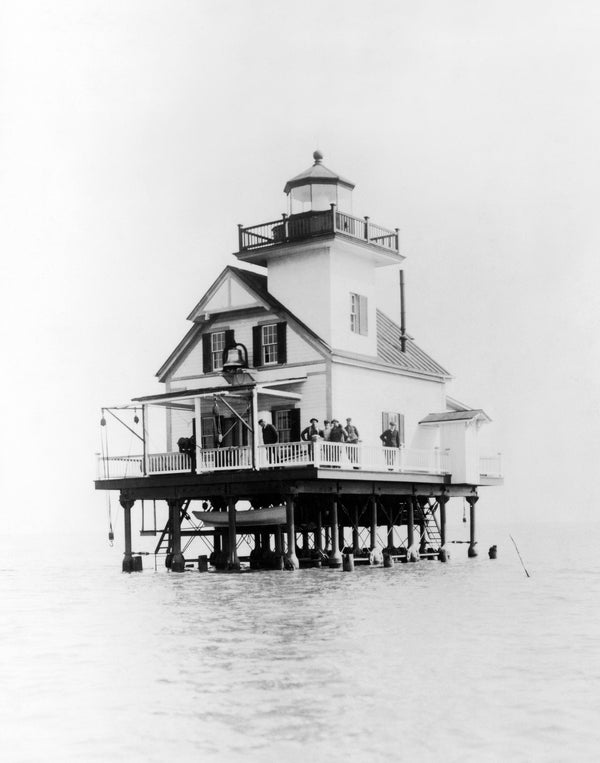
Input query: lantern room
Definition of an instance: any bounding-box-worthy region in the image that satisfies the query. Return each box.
[284,150,355,215]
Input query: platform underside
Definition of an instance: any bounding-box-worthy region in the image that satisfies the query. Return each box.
[95,465,500,501]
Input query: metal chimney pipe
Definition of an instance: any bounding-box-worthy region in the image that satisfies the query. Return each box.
[399,270,407,353]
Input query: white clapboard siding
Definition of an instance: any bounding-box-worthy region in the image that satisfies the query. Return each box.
[171,311,323,380]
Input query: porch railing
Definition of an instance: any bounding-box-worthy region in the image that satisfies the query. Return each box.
[97,443,453,479]
[97,455,144,479]
[148,451,191,474]
[479,453,503,477]
[199,445,253,472]
[238,207,400,254]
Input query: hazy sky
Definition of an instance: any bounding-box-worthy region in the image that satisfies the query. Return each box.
[1,0,599,535]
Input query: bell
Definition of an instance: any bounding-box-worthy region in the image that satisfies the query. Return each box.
[222,343,248,373]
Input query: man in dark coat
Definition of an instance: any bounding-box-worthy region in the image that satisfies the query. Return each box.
[301,418,322,441]
[258,419,278,444]
[380,420,400,447]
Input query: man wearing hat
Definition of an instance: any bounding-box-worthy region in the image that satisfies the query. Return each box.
[258,418,278,444]
[301,417,323,442]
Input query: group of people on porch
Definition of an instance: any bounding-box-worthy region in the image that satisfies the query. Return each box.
[257,416,400,448]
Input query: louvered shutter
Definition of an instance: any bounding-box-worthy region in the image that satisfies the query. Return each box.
[276,322,287,364]
[252,326,262,367]
[202,334,212,373]
[290,409,301,441]
[359,295,368,335]
[398,413,405,445]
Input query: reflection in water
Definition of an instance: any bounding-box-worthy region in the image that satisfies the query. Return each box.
[2,524,599,762]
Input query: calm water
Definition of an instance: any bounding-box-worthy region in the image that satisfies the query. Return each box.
[2,521,599,762]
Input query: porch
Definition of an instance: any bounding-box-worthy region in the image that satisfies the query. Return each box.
[97,440,503,481]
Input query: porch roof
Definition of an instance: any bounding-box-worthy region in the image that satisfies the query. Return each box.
[419,409,491,425]
[133,377,306,405]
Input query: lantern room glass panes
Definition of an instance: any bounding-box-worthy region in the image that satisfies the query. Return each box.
[289,182,353,214]
[311,184,336,211]
[290,185,311,214]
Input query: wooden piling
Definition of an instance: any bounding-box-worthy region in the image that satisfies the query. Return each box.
[120,497,135,572]
[285,496,299,569]
[467,495,479,557]
[227,497,240,570]
[168,499,185,572]
[329,497,342,568]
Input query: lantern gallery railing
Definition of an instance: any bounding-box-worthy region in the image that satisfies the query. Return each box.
[238,207,400,254]
[97,443,457,479]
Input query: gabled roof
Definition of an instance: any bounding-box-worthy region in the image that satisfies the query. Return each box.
[419,410,491,425]
[376,310,451,379]
[157,266,451,383]
[156,266,330,381]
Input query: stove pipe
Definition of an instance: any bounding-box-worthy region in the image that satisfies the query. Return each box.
[399,270,407,353]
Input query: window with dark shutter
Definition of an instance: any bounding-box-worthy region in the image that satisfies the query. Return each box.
[252,326,262,367]
[276,322,287,364]
[202,334,212,374]
[289,409,301,441]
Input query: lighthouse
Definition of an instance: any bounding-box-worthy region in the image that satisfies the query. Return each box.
[95,151,502,573]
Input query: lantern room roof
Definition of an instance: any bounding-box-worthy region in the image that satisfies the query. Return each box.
[283,150,355,194]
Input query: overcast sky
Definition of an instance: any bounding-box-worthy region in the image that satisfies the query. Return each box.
[1,0,599,535]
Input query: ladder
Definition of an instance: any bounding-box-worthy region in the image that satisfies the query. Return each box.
[416,500,442,550]
[154,499,192,556]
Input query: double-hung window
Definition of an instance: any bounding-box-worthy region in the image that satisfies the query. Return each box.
[211,331,226,371]
[350,293,368,335]
[261,323,278,365]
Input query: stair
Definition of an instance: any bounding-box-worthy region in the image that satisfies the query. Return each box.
[154,499,191,555]
[416,501,442,550]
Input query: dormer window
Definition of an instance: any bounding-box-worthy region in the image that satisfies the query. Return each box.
[350,293,368,335]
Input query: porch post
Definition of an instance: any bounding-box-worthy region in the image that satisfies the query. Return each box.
[437,494,450,562]
[141,405,148,476]
[285,495,299,569]
[251,387,259,469]
[329,497,342,568]
[120,496,135,572]
[467,494,479,557]
[407,496,419,562]
[168,498,186,572]
[370,496,377,549]
[194,397,202,474]
[227,497,240,570]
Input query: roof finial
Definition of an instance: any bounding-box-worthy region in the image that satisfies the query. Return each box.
[313,149,323,164]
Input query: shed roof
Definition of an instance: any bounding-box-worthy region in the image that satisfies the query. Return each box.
[419,410,490,424]
[376,310,451,378]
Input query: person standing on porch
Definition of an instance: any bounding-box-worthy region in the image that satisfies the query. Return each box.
[380,420,400,468]
[258,419,279,444]
[301,418,322,442]
[344,418,360,444]
[322,420,332,440]
[344,417,360,466]
[380,420,400,447]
